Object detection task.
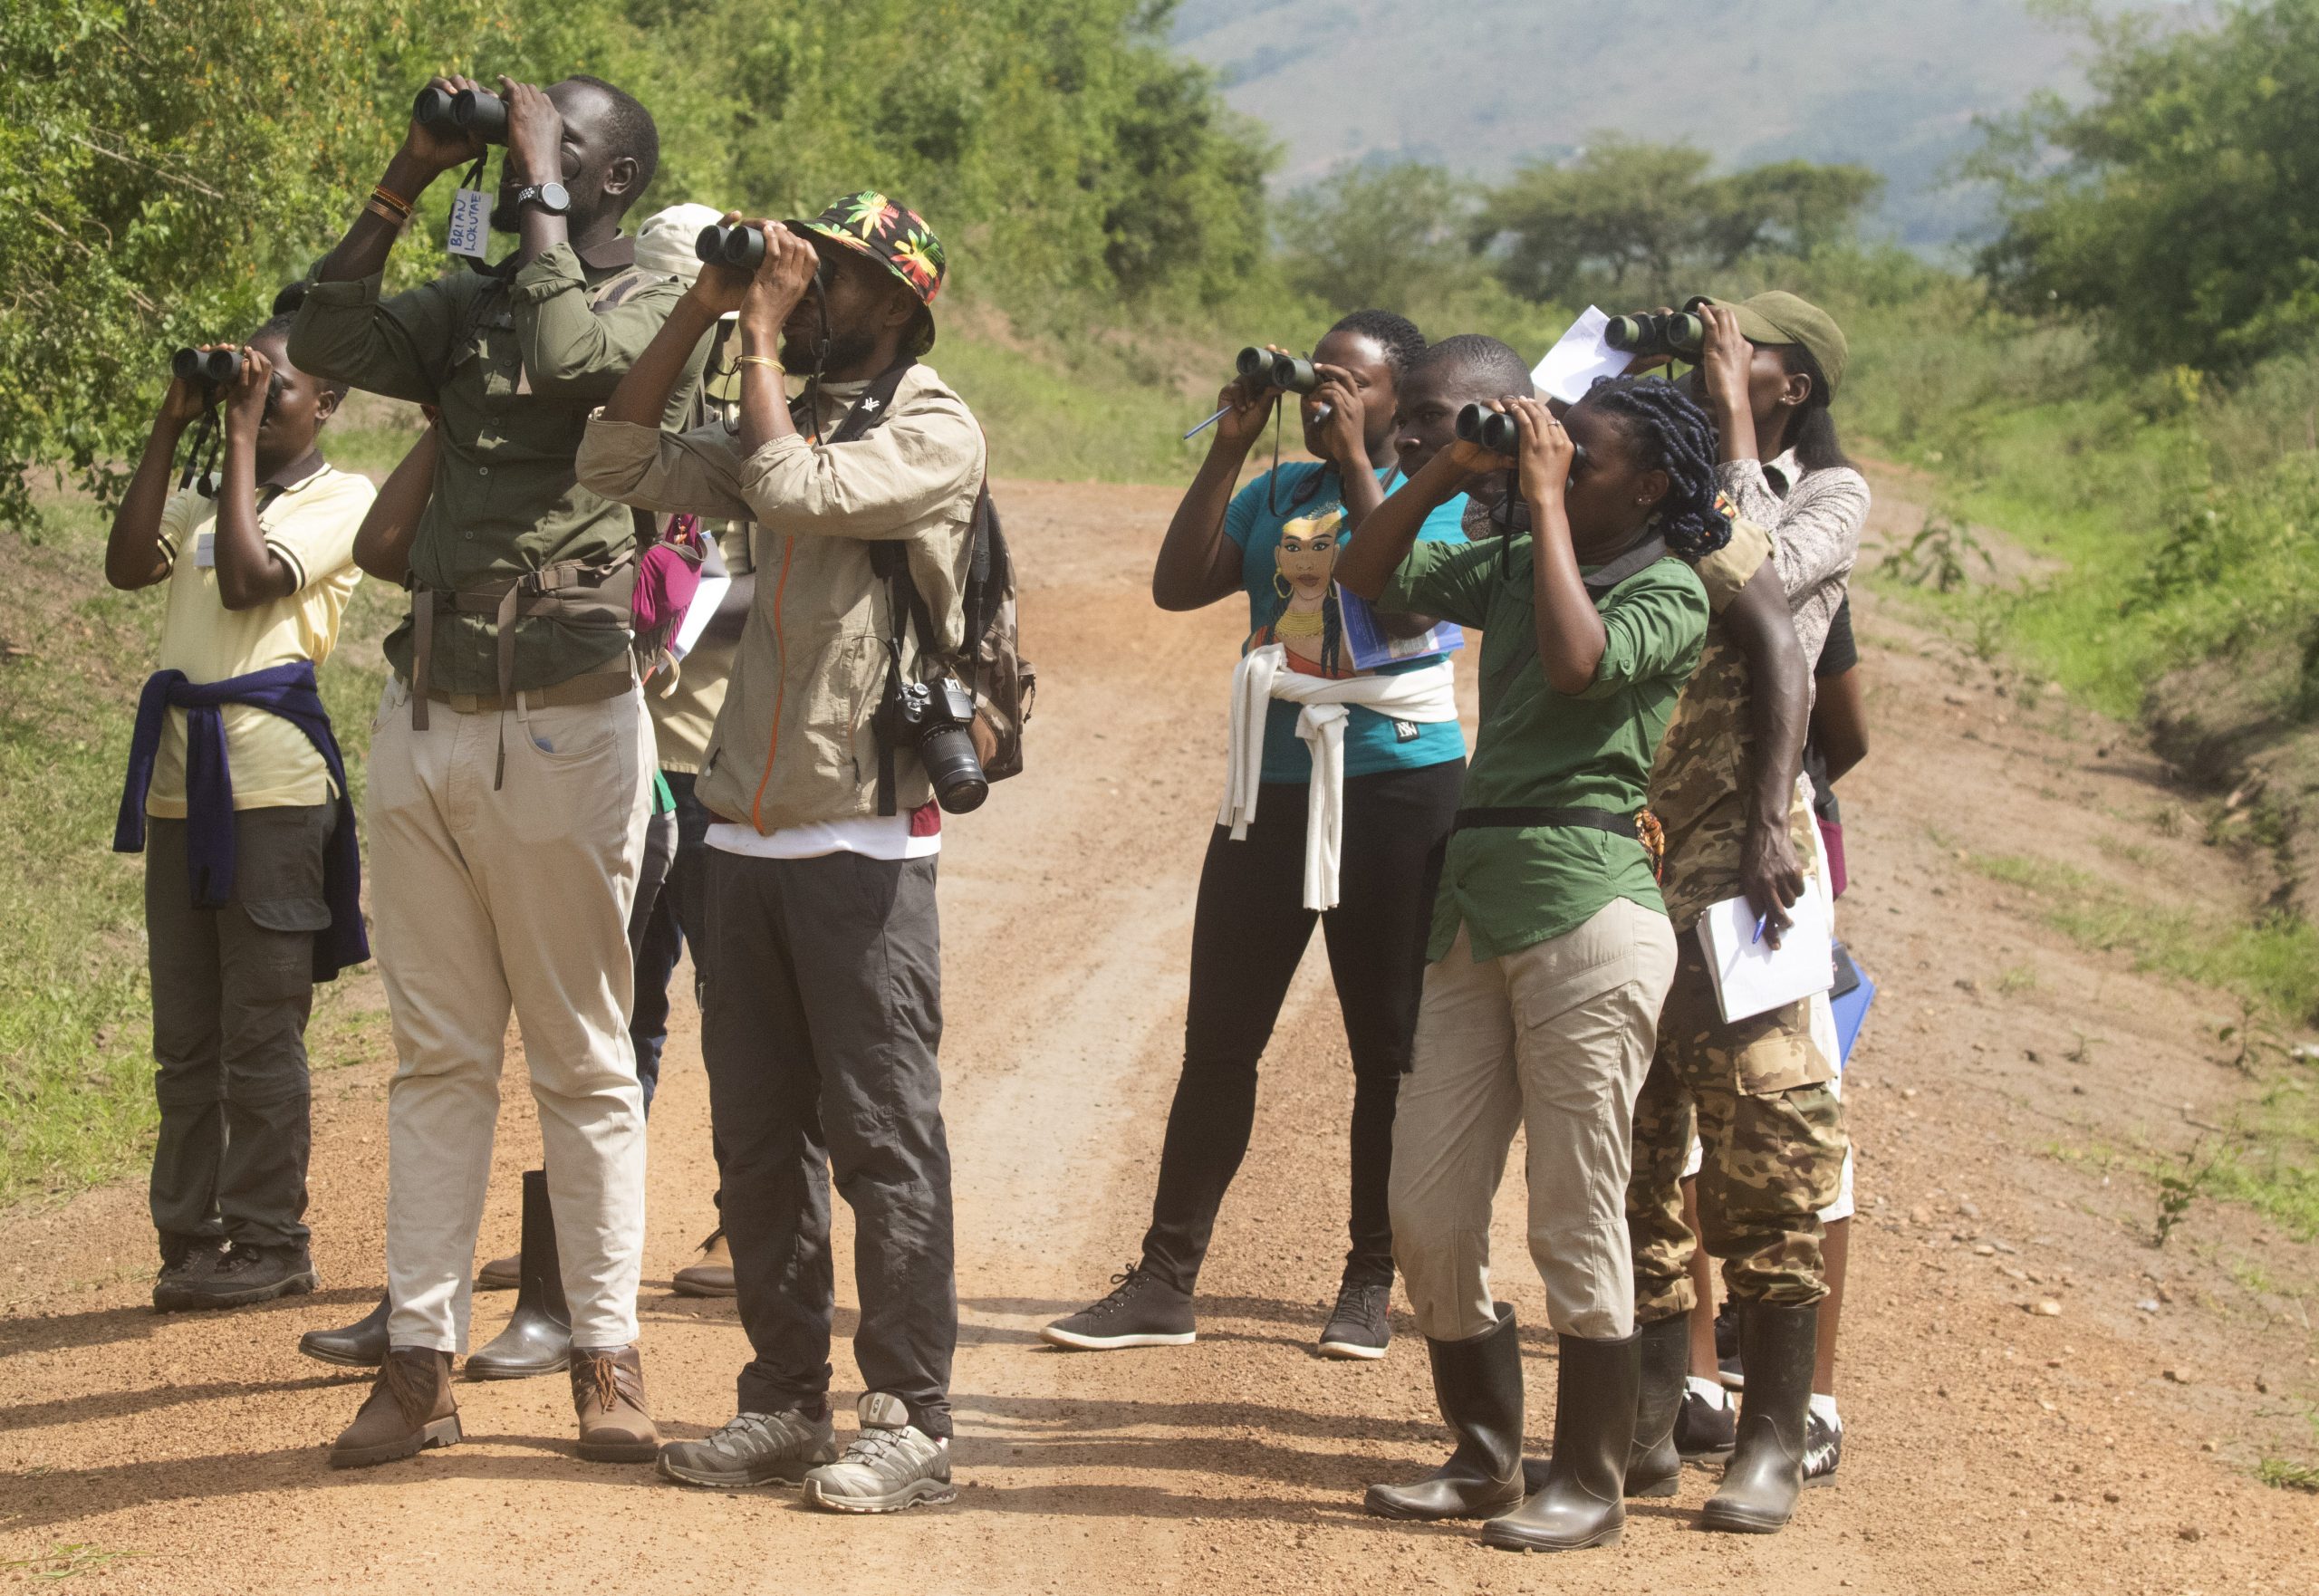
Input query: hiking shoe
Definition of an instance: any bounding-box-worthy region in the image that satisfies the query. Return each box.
[572,1344,659,1463]
[151,1238,227,1312]
[329,1348,460,1469]
[1803,1412,1843,1485]
[659,1409,839,1487]
[1317,1281,1391,1360]
[802,1393,956,1514]
[1040,1264,1194,1351]
[671,1229,736,1298]
[171,1244,317,1311]
[1676,1380,1737,1457]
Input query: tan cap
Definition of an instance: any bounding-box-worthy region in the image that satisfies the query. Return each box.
[634,202,726,285]
[1700,290,1848,398]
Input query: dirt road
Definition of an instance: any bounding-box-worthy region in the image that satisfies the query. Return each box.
[4,476,2314,1593]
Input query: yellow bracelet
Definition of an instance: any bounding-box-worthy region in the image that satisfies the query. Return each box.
[735,355,784,373]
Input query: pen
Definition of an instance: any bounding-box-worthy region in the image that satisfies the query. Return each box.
[1182,403,1233,440]
[1752,912,1767,946]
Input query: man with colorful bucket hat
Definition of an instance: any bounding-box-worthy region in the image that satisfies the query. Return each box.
[579,192,982,1514]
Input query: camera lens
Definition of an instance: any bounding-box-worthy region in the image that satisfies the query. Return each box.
[412,86,457,128]
[919,723,988,812]
[451,88,508,142]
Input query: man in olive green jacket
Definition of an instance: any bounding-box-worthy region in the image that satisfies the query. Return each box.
[577,193,981,1514]
[290,72,703,1469]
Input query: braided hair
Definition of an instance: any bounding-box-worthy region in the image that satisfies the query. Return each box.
[1579,376,1730,561]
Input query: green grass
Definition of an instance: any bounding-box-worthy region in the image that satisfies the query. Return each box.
[2257,1457,2319,1493]
[0,498,398,1205]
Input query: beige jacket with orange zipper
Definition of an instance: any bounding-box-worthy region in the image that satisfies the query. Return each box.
[575,364,984,832]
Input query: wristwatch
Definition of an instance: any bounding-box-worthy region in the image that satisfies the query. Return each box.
[515,181,572,216]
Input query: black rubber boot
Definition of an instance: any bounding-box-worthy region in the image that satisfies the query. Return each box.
[1625,1313,1689,1498]
[1482,1331,1639,1553]
[464,1168,571,1380]
[1364,1304,1525,1521]
[1701,1301,1818,1534]
[301,1293,391,1368]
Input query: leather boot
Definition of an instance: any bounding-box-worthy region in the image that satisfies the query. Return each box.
[671,1229,736,1298]
[572,1343,659,1463]
[328,1348,459,1469]
[300,1293,390,1369]
[1625,1313,1690,1497]
[1364,1303,1525,1520]
[465,1168,571,1380]
[1482,1331,1639,1553]
[1701,1301,1817,1534]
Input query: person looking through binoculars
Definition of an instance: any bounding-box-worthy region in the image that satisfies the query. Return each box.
[1041,311,1467,1363]
[288,70,701,1471]
[576,195,979,1514]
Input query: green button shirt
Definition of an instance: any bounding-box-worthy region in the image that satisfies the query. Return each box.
[1381,534,1709,963]
[289,237,705,694]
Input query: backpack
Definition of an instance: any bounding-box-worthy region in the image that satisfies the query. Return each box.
[815,362,1034,800]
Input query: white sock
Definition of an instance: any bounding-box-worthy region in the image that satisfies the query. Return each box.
[1809,1391,1843,1429]
[1686,1375,1729,1409]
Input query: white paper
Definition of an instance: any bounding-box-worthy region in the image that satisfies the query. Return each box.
[1698,885,1835,1025]
[671,573,728,662]
[447,187,490,259]
[194,531,216,569]
[1531,306,1631,406]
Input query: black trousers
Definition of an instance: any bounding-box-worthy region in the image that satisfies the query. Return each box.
[630,771,711,1110]
[144,806,332,1260]
[701,848,955,1438]
[1140,757,1464,1295]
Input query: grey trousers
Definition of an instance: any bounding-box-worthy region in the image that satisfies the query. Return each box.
[701,849,956,1439]
[144,805,332,1260]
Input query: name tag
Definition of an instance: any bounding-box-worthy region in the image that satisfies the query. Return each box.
[447,186,490,259]
[194,531,216,570]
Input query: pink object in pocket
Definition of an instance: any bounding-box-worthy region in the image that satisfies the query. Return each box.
[1818,817,1847,899]
[633,514,705,637]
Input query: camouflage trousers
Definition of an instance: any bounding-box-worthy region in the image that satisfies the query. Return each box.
[1626,935,1848,1323]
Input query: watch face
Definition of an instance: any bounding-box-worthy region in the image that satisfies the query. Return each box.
[539,181,571,214]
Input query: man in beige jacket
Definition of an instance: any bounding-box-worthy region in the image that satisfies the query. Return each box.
[577,193,981,1514]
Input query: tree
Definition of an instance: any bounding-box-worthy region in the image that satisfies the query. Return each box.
[1471,134,1881,304]
[1971,0,2319,373]
[1275,162,1479,313]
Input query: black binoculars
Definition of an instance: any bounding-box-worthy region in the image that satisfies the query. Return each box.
[1236,346,1320,395]
[1604,301,1708,361]
[1454,402,1590,472]
[412,84,508,143]
[172,347,243,389]
[695,221,767,271]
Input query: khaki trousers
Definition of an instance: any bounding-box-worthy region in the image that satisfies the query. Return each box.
[1390,899,1678,1342]
[367,677,653,1351]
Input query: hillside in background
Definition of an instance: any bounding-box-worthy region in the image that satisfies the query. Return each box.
[1173,0,2163,248]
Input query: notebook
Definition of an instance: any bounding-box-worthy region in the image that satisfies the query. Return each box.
[1698,886,1836,1024]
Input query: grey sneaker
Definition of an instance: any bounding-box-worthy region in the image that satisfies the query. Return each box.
[1317,1280,1391,1360]
[802,1393,957,1514]
[658,1409,838,1487]
[1803,1411,1843,1485]
[1039,1264,1195,1351]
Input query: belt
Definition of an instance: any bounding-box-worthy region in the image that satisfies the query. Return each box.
[1453,806,1640,838]
[419,661,633,716]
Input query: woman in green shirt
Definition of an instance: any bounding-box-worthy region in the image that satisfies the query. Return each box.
[1335,377,1726,1553]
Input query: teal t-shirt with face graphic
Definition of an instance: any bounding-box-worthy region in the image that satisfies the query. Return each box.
[1222,461,1470,784]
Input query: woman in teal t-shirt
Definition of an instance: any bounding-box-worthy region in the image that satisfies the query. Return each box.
[1041,311,1467,1364]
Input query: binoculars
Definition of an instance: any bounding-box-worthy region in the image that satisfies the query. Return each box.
[412,84,508,143]
[1604,301,1709,361]
[695,221,767,271]
[172,347,243,389]
[1454,402,1590,472]
[1236,346,1320,395]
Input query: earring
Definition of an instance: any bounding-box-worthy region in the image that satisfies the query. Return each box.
[1274,572,1292,599]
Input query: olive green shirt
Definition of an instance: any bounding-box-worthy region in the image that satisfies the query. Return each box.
[288,236,706,693]
[1381,534,1709,963]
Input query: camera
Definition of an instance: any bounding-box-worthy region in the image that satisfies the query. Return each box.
[1604,302,1708,361]
[894,678,988,813]
[172,347,242,389]
[411,84,507,144]
[695,221,766,271]
[1236,346,1319,396]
